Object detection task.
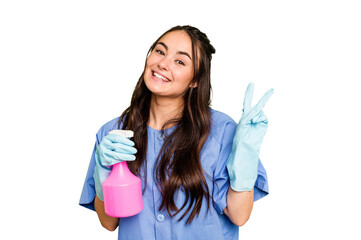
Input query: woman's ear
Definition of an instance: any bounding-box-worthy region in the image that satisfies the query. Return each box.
[190,82,198,88]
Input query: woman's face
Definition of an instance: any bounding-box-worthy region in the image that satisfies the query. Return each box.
[144,30,195,99]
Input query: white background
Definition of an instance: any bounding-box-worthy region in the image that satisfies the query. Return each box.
[1,0,360,239]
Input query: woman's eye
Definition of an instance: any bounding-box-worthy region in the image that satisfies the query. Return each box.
[176,60,185,66]
[156,49,164,55]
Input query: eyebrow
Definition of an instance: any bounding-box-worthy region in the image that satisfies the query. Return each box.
[157,42,192,60]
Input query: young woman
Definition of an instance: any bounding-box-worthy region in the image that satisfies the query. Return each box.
[79,25,273,240]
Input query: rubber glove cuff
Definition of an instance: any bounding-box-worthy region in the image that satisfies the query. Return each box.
[93,162,111,202]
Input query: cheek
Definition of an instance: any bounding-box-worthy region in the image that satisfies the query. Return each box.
[146,53,158,67]
[145,59,152,69]
[145,57,156,76]
[177,69,194,85]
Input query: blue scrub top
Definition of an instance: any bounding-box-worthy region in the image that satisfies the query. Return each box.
[79,109,269,240]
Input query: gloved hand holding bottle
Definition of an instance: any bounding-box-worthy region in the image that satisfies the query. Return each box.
[93,132,137,201]
[227,83,274,192]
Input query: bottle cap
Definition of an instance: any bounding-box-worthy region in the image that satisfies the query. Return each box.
[109,130,134,138]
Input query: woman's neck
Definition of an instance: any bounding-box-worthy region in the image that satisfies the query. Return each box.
[148,95,184,130]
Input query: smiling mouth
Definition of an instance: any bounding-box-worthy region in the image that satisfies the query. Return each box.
[152,71,170,82]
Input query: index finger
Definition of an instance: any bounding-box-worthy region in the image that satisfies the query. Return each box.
[106,133,135,146]
[243,88,274,122]
[255,88,274,110]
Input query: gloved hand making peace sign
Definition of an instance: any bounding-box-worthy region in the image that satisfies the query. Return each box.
[227,83,274,192]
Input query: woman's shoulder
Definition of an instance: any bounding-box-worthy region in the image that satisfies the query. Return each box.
[210,109,236,125]
[209,108,237,143]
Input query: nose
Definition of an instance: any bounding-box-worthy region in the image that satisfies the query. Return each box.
[158,57,170,71]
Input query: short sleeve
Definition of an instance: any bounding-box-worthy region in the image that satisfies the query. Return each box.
[211,120,270,214]
[79,138,100,211]
[212,121,237,214]
[79,117,121,211]
[254,159,269,201]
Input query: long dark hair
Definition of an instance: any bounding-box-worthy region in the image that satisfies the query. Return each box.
[118,25,216,224]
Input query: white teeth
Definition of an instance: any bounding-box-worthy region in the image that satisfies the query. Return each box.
[153,72,170,82]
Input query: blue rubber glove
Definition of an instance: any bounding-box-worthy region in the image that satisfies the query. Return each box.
[93,133,137,201]
[227,83,274,192]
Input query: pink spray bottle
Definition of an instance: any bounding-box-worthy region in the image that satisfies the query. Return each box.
[102,130,143,217]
